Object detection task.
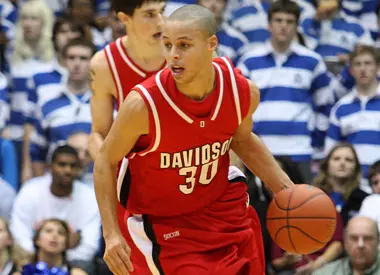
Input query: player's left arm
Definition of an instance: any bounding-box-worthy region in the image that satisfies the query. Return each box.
[230,80,295,193]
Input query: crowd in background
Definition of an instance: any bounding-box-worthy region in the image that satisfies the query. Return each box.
[0,0,380,274]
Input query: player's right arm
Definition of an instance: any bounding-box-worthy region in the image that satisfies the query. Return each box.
[89,50,116,160]
[93,90,149,275]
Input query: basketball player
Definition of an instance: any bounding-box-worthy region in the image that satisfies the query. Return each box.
[94,4,295,275]
[89,1,166,271]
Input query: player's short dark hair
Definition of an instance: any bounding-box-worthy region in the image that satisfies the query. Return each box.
[368,160,380,184]
[349,45,380,64]
[168,4,217,36]
[110,0,166,16]
[52,16,86,52]
[62,38,98,58]
[51,145,79,163]
[268,0,301,24]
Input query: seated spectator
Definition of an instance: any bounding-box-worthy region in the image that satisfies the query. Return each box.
[313,216,380,275]
[271,214,343,275]
[10,145,101,274]
[0,178,16,219]
[0,217,17,275]
[21,219,86,275]
[313,143,368,225]
[359,160,380,228]
[325,45,380,188]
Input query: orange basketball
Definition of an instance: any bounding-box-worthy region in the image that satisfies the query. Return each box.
[266,184,337,254]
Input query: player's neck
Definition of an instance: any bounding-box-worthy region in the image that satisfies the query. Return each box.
[356,80,378,97]
[176,63,215,101]
[124,36,165,71]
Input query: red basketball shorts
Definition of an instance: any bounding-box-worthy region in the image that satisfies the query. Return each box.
[122,180,265,275]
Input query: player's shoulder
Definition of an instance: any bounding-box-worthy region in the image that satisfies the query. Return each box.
[91,49,108,72]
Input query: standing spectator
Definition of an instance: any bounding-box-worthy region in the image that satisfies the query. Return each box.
[197,0,249,65]
[0,0,17,72]
[325,45,380,183]
[10,145,100,274]
[313,143,368,225]
[313,216,380,275]
[30,39,96,176]
[0,217,17,275]
[237,0,336,181]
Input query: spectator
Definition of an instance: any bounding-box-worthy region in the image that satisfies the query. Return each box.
[0,178,16,219]
[30,38,96,176]
[313,216,380,274]
[0,0,17,72]
[313,143,368,225]
[359,160,380,229]
[301,0,374,61]
[102,11,126,43]
[197,0,249,65]
[10,145,100,273]
[325,45,380,185]
[237,0,336,181]
[0,217,17,275]
[21,219,86,275]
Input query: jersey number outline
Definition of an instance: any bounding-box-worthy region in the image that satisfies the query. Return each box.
[178,159,219,194]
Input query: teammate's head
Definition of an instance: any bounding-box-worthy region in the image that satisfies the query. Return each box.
[111,0,166,45]
[268,0,300,45]
[163,4,218,84]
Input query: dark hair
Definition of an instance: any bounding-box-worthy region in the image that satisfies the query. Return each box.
[67,0,97,11]
[33,219,70,265]
[52,16,86,52]
[368,160,380,184]
[275,156,305,184]
[110,0,166,16]
[349,45,380,64]
[268,0,301,24]
[51,145,79,163]
[313,142,361,200]
[62,38,97,58]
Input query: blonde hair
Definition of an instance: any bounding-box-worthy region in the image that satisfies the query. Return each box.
[313,143,362,200]
[11,0,54,64]
[0,217,13,268]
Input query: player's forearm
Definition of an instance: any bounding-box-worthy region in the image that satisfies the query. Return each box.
[89,131,105,160]
[231,133,294,193]
[93,154,120,238]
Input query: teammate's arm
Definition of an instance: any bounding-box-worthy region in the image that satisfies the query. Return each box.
[89,51,115,160]
[93,91,149,275]
[230,80,295,193]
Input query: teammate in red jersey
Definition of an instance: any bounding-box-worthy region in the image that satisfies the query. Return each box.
[94,4,295,275]
[89,1,166,271]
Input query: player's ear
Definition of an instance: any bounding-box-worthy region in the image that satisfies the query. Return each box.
[208,35,218,52]
[117,11,131,25]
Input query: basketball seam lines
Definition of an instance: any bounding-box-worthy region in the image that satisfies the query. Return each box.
[275,225,325,245]
[286,189,298,253]
[274,193,325,211]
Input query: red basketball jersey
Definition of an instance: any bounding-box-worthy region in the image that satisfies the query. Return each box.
[117,57,251,217]
[104,37,166,109]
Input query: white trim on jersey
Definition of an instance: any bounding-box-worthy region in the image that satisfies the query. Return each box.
[127,216,161,275]
[116,38,146,78]
[155,71,194,124]
[135,84,161,156]
[211,62,224,121]
[221,57,242,124]
[117,157,129,202]
[105,45,124,107]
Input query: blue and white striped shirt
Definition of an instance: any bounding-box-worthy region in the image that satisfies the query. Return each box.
[0,0,16,40]
[237,41,336,161]
[325,86,380,178]
[31,90,92,162]
[301,13,374,58]
[217,22,249,65]
[0,73,10,131]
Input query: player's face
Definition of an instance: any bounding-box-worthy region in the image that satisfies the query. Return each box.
[65,46,93,82]
[36,221,67,255]
[198,0,226,21]
[120,2,166,45]
[162,20,217,84]
[370,173,380,194]
[345,220,378,271]
[327,147,356,180]
[269,12,297,44]
[350,53,379,88]
[51,154,79,187]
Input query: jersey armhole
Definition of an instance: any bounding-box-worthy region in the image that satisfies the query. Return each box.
[104,45,123,108]
[132,85,161,157]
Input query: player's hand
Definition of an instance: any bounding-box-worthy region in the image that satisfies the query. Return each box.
[104,233,134,275]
